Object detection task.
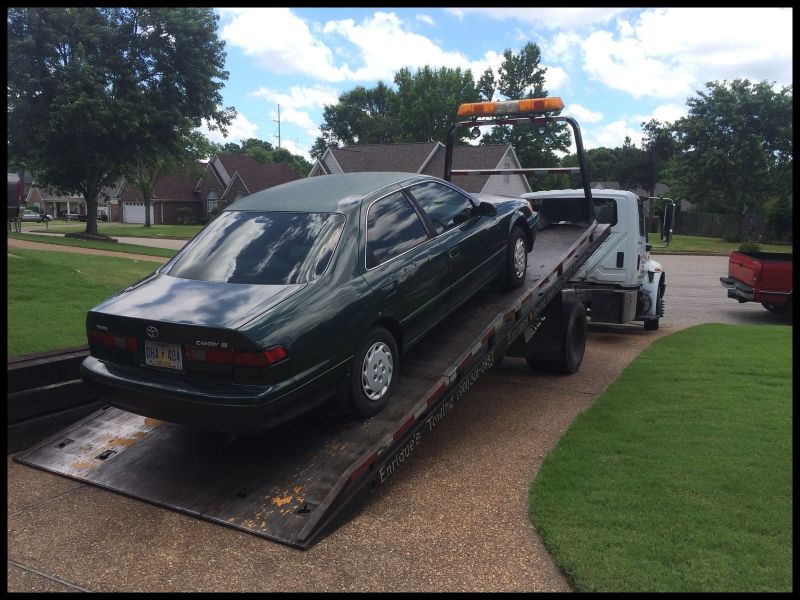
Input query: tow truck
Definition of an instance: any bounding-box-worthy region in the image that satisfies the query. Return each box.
[14,96,611,549]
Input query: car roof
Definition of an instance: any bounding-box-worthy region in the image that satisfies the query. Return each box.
[227,172,438,214]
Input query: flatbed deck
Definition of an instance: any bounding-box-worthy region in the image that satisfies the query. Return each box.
[14,222,610,548]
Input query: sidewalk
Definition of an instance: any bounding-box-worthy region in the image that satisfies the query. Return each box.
[19,228,187,251]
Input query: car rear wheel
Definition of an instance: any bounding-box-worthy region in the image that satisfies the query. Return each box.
[504,226,528,289]
[349,326,399,417]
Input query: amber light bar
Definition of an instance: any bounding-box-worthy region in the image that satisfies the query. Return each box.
[457,97,565,117]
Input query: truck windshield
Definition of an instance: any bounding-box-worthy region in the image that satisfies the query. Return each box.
[164,211,345,285]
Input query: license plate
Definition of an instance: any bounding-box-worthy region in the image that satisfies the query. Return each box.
[144,340,183,370]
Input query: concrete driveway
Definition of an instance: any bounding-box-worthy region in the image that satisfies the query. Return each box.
[6,253,789,592]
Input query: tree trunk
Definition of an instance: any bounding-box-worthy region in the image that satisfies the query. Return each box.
[84,183,98,235]
[143,189,151,228]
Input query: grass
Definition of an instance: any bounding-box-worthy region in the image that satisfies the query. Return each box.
[8,232,177,258]
[7,249,162,357]
[650,234,792,254]
[23,221,203,239]
[529,323,792,592]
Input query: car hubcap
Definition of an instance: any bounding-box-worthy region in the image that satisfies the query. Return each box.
[513,238,526,278]
[361,342,393,401]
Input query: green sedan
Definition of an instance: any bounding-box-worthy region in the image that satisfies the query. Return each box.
[81,172,538,431]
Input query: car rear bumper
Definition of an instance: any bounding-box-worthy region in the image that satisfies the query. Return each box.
[81,355,349,432]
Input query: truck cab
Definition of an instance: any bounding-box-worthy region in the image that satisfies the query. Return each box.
[525,189,669,330]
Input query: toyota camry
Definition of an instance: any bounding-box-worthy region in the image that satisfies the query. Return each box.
[81,172,538,431]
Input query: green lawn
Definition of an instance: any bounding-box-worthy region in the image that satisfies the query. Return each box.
[530,323,792,592]
[651,234,792,254]
[9,232,177,258]
[7,249,161,357]
[24,221,202,239]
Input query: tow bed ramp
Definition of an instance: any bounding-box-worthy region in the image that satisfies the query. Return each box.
[15,223,610,549]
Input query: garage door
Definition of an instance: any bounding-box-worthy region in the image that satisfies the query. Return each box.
[122,201,155,224]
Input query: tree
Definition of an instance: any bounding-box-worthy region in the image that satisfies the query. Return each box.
[222,137,313,178]
[479,43,571,191]
[389,66,480,144]
[312,67,481,150]
[315,82,395,148]
[640,119,677,197]
[7,7,233,234]
[127,128,214,227]
[664,79,792,215]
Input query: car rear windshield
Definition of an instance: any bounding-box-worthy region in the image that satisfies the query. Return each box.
[164,211,345,285]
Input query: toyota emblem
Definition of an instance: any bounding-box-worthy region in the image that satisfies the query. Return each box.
[145,325,159,338]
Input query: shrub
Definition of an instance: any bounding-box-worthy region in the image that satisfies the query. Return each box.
[175,206,196,225]
[738,241,761,253]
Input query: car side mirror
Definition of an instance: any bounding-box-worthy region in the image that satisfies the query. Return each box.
[474,201,496,216]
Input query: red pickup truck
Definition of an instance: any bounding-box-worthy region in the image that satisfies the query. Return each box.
[720,250,793,316]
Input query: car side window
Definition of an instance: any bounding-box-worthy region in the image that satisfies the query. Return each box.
[366,192,429,268]
[406,181,475,235]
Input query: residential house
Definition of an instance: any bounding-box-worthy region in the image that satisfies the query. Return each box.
[26,183,117,220]
[112,154,302,224]
[309,142,532,196]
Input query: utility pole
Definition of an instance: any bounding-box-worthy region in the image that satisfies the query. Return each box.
[273,104,281,148]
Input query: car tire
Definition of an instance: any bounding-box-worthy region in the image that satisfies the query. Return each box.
[349,326,399,417]
[504,225,528,289]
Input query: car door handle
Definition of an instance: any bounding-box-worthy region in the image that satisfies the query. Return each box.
[448,248,458,258]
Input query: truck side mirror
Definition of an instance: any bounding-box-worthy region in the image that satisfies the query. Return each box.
[661,201,675,243]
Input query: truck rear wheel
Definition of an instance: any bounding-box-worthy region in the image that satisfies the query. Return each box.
[526,297,587,374]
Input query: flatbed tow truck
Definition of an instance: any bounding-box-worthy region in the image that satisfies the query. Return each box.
[13,97,610,549]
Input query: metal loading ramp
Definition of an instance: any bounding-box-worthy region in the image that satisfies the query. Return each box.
[14,223,609,549]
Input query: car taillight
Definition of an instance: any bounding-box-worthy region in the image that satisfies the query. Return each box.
[88,330,138,351]
[184,345,288,367]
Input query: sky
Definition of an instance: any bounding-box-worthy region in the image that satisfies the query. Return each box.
[202,7,793,162]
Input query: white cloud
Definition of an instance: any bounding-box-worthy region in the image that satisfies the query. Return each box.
[566,104,602,123]
[633,104,688,127]
[444,8,632,30]
[581,7,792,100]
[200,111,259,145]
[279,139,313,163]
[322,11,498,81]
[583,119,642,150]
[221,9,510,84]
[546,31,581,68]
[544,65,569,92]
[416,13,435,27]
[271,106,316,131]
[219,8,349,82]
[249,85,340,110]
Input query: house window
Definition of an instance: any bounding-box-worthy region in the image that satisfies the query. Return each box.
[207,191,218,215]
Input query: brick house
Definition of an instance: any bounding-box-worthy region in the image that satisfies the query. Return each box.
[309,142,532,196]
[113,154,302,224]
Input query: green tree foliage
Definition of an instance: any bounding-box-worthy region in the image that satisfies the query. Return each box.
[664,79,793,215]
[478,43,572,191]
[389,66,480,143]
[316,82,395,148]
[640,119,677,196]
[220,138,312,178]
[7,7,233,234]
[311,67,480,152]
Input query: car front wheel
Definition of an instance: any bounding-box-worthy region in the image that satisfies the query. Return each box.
[504,225,528,289]
[349,326,399,417]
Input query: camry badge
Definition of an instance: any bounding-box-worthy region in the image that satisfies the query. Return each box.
[145,325,159,339]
